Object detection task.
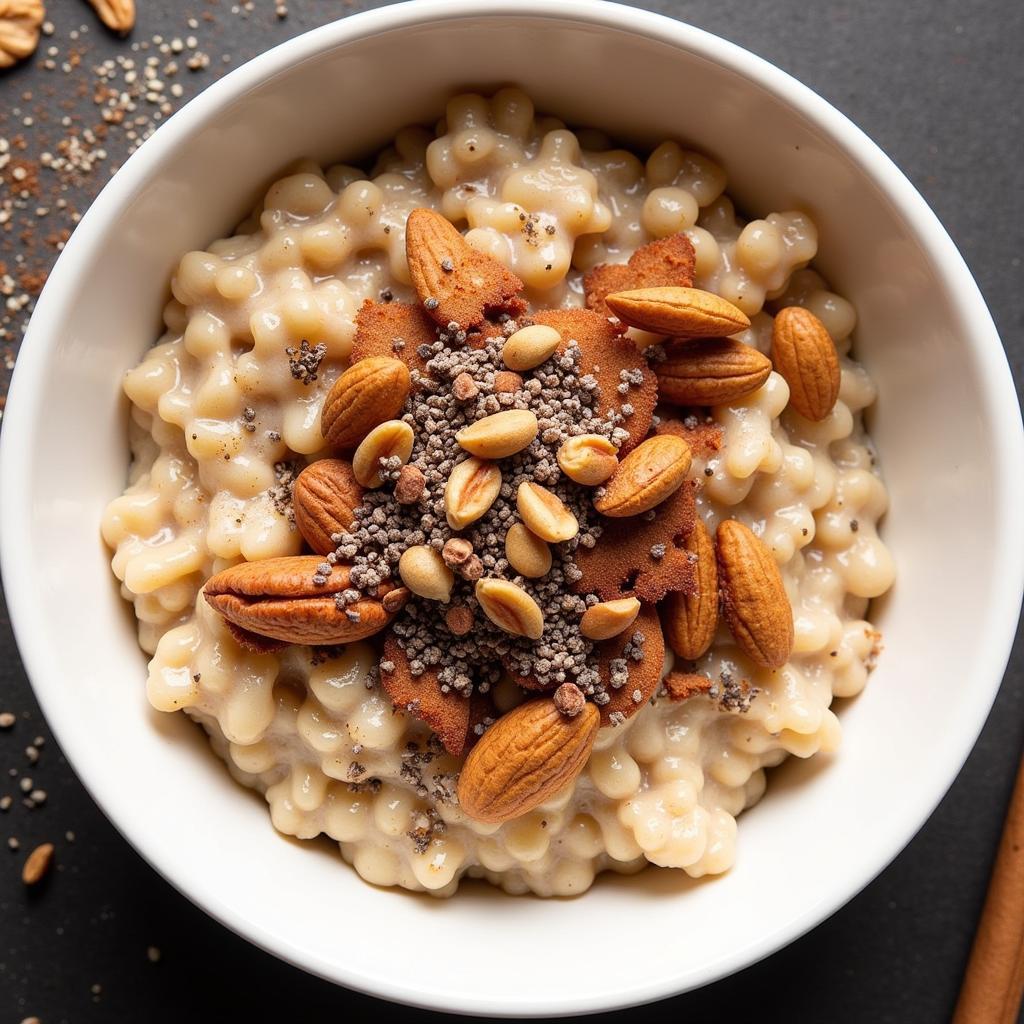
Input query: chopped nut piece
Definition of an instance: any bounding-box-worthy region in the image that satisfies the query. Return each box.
[493,370,524,394]
[442,537,474,569]
[445,605,475,636]
[553,683,586,717]
[394,464,426,504]
[452,372,479,401]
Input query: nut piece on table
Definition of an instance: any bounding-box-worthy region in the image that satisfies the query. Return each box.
[716,519,794,669]
[771,305,841,422]
[321,356,411,450]
[445,457,502,530]
[594,434,692,518]
[293,459,365,556]
[352,419,414,487]
[557,434,618,486]
[475,577,544,640]
[580,596,641,640]
[501,324,562,371]
[504,523,552,579]
[516,482,578,543]
[399,545,455,602]
[457,699,599,824]
[604,286,750,339]
[456,409,538,459]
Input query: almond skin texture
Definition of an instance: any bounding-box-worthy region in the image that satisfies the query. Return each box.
[655,337,772,406]
[605,286,751,338]
[405,207,524,328]
[321,357,410,450]
[595,434,692,518]
[662,519,718,659]
[293,459,365,555]
[457,700,599,824]
[771,305,841,421]
[204,557,395,646]
[716,520,794,669]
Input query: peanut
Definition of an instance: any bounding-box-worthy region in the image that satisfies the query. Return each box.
[445,457,502,529]
[557,434,618,486]
[504,523,552,579]
[398,545,454,602]
[516,482,579,543]
[351,419,414,487]
[456,409,538,459]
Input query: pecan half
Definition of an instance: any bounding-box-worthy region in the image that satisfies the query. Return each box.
[204,557,394,646]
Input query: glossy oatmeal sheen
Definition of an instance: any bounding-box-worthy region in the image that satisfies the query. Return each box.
[101,89,894,896]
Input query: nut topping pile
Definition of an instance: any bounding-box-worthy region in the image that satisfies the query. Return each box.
[203,206,844,825]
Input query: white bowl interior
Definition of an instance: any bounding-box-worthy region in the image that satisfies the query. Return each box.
[3,3,1022,1016]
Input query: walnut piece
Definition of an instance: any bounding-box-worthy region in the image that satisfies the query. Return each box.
[87,0,135,35]
[0,0,45,70]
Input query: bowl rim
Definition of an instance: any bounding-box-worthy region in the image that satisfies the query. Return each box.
[2,0,1023,1015]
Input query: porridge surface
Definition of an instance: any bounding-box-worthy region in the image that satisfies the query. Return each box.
[101,88,894,896]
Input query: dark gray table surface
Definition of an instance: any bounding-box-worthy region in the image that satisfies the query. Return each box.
[1,1,1022,1021]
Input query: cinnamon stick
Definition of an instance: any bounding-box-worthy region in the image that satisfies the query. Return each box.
[953,754,1024,1024]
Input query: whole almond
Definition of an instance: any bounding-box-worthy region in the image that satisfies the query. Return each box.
[605,286,751,338]
[457,699,599,824]
[321,356,410,450]
[293,459,365,555]
[445,457,502,529]
[580,596,641,640]
[663,519,718,659]
[204,557,394,646]
[516,482,579,543]
[504,523,552,579]
[502,324,562,371]
[771,306,841,421]
[456,409,538,459]
[399,545,454,602]
[475,577,544,639]
[21,841,54,885]
[716,520,794,669]
[594,434,692,518]
[655,337,772,405]
[406,207,524,328]
[556,434,618,486]
[352,419,414,487]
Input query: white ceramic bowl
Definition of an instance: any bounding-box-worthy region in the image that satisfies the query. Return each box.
[2,0,1022,1015]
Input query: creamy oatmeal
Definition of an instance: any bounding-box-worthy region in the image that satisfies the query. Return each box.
[101,88,894,896]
